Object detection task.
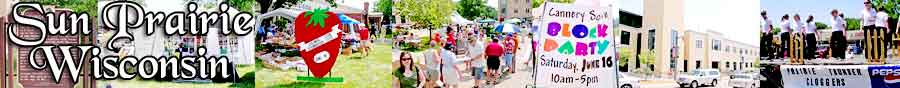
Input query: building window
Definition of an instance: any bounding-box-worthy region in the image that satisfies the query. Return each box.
[712,61,719,69]
[712,40,721,50]
[683,60,689,72]
[724,62,729,69]
[621,31,631,45]
[695,61,701,69]
[695,40,703,48]
[649,29,656,50]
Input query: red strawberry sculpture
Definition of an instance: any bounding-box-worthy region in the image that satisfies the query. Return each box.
[293,8,342,78]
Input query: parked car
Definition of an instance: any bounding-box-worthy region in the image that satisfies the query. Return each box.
[618,73,641,88]
[729,74,761,88]
[678,69,720,88]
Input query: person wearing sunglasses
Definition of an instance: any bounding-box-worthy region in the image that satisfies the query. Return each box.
[394,52,425,88]
[861,1,878,61]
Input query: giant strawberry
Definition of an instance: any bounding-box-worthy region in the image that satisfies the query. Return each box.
[293,8,342,78]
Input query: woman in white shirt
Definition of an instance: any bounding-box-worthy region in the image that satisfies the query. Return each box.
[780,14,792,59]
[831,9,848,59]
[804,15,817,60]
[877,7,891,55]
[791,14,804,59]
[762,11,775,60]
[793,14,805,35]
[861,1,877,60]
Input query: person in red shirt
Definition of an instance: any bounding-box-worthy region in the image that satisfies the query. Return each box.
[357,27,370,56]
[446,27,456,47]
[484,38,504,84]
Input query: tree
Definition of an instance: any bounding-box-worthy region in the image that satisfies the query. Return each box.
[36,0,97,17]
[227,0,256,12]
[872,0,899,18]
[638,51,656,68]
[457,0,497,20]
[375,0,393,23]
[227,0,338,28]
[532,0,544,8]
[533,0,574,5]
[846,18,861,30]
[815,22,830,30]
[396,0,456,29]
[617,47,634,67]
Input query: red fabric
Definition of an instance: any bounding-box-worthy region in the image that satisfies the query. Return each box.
[358,28,369,40]
[447,33,456,45]
[486,42,505,56]
[432,33,442,43]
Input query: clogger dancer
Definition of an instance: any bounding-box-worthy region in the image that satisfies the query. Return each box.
[861,1,878,62]
[792,14,805,60]
[780,14,792,59]
[804,14,816,60]
[762,10,775,60]
[830,9,848,59]
[876,7,890,60]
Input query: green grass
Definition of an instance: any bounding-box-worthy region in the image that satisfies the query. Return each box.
[255,43,392,88]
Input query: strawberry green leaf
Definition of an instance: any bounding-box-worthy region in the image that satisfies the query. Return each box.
[304,8,330,28]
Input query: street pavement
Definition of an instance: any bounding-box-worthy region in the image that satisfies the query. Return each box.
[640,75,736,88]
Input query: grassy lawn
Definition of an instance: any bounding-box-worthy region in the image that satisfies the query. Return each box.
[255,43,392,88]
[95,64,256,88]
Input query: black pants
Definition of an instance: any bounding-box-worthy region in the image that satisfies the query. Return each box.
[878,27,889,59]
[864,25,880,60]
[882,27,894,51]
[804,33,817,59]
[762,32,774,60]
[780,32,790,59]
[831,31,847,59]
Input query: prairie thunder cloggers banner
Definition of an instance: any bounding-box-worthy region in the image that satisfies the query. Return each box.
[780,65,900,88]
[534,1,617,88]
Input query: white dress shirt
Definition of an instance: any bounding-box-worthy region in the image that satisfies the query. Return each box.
[763,18,772,33]
[862,8,877,26]
[806,21,817,34]
[781,20,791,33]
[793,20,805,33]
[876,11,889,27]
[831,16,846,32]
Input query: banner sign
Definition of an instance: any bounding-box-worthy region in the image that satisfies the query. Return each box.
[780,65,871,88]
[534,1,617,88]
[867,65,900,88]
[781,65,900,88]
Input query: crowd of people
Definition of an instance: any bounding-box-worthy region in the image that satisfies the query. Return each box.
[760,1,896,63]
[393,24,529,88]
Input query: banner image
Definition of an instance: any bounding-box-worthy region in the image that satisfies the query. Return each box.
[781,65,900,88]
[534,1,617,88]
[780,65,871,88]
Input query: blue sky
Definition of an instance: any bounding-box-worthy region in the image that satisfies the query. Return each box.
[761,0,863,24]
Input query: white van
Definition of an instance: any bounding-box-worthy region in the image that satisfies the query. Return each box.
[677,69,720,88]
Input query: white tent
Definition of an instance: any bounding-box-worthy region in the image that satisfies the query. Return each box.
[451,13,475,24]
